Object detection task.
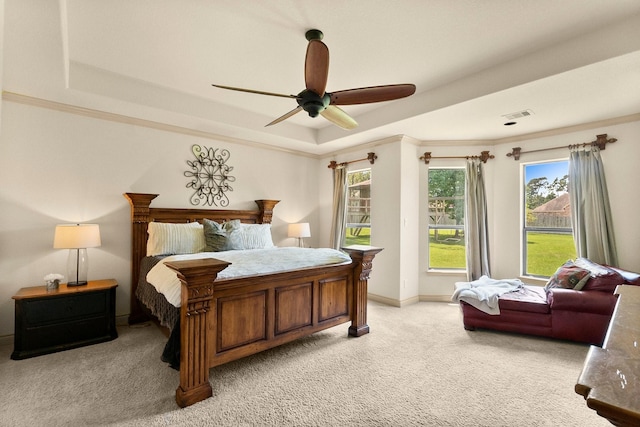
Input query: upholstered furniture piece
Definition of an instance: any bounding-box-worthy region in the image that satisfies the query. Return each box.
[459,261,640,345]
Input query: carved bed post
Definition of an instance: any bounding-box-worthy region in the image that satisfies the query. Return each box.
[254,199,279,224]
[342,245,383,337]
[164,258,232,408]
[124,193,158,324]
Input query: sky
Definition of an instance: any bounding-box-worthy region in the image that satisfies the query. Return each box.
[524,160,569,184]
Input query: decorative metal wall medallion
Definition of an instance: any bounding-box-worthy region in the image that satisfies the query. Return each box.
[184,144,235,207]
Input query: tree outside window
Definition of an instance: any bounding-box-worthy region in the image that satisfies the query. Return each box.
[428,168,466,269]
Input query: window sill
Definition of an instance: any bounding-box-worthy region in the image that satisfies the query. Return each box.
[426,269,467,275]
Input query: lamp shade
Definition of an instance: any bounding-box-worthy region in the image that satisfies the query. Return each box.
[54,224,101,249]
[288,223,311,238]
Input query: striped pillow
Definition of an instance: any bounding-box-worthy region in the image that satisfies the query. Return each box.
[146,222,205,256]
[227,223,275,250]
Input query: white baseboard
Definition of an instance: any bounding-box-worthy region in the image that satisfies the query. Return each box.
[368,293,451,307]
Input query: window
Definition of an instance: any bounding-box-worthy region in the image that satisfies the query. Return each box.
[344,168,371,246]
[523,160,574,277]
[428,168,466,269]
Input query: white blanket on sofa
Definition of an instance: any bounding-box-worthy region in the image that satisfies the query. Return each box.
[452,275,524,315]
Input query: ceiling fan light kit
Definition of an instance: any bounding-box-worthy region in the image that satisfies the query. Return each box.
[213,29,416,130]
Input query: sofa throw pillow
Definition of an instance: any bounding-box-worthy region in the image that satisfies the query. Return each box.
[147,221,205,256]
[203,219,241,251]
[574,257,624,293]
[545,260,591,291]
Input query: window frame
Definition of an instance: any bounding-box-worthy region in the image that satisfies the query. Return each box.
[344,168,371,246]
[521,159,573,278]
[427,167,467,271]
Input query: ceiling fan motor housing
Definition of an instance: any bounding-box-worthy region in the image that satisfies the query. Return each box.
[297,89,330,117]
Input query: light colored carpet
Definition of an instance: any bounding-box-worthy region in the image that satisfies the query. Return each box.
[0,301,609,426]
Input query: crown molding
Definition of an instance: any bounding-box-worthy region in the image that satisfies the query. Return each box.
[1,91,320,160]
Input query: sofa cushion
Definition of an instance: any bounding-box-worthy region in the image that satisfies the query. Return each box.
[574,258,624,293]
[545,261,591,291]
[547,288,618,315]
[498,285,549,314]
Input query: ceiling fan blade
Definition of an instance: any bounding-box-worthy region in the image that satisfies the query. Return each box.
[304,40,329,96]
[329,84,416,105]
[265,106,303,127]
[212,84,297,99]
[320,105,358,130]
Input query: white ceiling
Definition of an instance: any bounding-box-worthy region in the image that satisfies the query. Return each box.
[60,0,640,155]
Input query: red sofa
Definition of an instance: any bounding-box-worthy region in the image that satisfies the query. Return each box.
[459,260,640,345]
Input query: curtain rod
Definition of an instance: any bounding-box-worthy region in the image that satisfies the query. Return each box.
[506,133,616,161]
[419,150,494,165]
[328,152,377,169]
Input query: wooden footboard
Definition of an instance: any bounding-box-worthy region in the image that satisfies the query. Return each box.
[165,245,382,408]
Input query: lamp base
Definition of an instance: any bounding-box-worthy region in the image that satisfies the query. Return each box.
[67,281,88,287]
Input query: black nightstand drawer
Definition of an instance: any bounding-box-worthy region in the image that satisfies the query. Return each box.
[12,279,118,360]
[19,316,111,351]
[23,291,107,324]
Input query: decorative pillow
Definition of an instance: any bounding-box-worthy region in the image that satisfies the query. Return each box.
[203,219,274,251]
[202,219,241,251]
[575,257,624,293]
[227,223,275,250]
[545,260,591,291]
[146,222,205,256]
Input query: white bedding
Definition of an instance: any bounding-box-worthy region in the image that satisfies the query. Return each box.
[146,247,352,307]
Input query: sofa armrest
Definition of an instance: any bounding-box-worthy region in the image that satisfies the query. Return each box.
[547,288,617,316]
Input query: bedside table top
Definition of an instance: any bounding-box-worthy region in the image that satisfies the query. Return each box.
[12,279,118,300]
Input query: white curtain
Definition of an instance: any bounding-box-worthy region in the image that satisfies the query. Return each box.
[465,158,491,280]
[568,147,618,266]
[330,166,348,250]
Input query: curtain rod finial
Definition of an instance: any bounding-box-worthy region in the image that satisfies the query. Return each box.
[480,151,495,163]
[367,152,377,165]
[419,152,432,164]
[506,147,521,161]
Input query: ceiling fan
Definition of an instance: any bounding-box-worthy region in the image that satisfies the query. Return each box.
[212,29,416,130]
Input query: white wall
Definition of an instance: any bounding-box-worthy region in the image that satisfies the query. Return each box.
[0,101,320,336]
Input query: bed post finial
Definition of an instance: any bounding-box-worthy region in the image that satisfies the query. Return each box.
[254,200,280,224]
[124,193,159,324]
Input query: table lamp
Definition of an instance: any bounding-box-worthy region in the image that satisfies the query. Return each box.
[53,223,101,286]
[288,222,310,248]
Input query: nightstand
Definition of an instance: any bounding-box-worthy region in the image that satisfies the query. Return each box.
[11,279,118,360]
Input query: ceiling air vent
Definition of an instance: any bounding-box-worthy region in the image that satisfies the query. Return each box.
[502,109,534,120]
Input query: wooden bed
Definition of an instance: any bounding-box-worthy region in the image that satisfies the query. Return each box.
[124,193,382,407]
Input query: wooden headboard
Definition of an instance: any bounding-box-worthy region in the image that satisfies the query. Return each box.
[123,193,280,323]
